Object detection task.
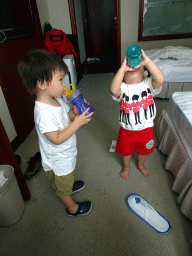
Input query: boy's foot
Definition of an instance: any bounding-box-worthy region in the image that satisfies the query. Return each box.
[120,167,129,180]
[71,180,85,194]
[24,152,41,180]
[138,165,151,177]
[66,201,92,217]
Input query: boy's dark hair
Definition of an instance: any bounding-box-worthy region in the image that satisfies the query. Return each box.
[18,49,68,94]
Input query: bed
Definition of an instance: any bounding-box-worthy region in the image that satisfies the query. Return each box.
[157,91,192,221]
[145,46,192,99]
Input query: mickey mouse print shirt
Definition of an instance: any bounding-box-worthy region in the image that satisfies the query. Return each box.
[112,77,162,131]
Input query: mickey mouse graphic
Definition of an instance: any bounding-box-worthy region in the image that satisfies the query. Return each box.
[131,94,142,125]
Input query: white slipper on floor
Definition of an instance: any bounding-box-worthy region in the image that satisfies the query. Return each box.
[127,194,171,234]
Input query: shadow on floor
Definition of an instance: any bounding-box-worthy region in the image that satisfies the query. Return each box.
[83,55,118,74]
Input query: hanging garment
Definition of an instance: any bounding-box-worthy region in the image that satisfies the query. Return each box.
[44,29,78,59]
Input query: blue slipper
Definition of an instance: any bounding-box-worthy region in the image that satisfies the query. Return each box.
[127,194,171,234]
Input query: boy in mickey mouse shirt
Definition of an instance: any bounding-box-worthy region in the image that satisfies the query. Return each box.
[110,49,164,180]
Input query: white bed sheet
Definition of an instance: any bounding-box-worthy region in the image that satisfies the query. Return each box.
[167,91,192,160]
[145,46,192,82]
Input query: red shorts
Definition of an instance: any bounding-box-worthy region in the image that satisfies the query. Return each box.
[116,127,155,156]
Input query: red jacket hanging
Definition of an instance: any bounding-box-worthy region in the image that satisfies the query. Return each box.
[44,29,78,59]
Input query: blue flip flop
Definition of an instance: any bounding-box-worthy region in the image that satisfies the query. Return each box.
[127,194,171,234]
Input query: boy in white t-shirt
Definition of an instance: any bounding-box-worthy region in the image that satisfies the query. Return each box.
[110,49,164,180]
[18,49,93,216]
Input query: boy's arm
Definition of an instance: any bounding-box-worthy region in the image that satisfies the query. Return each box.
[109,67,124,98]
[145,59,164,90]
[45,108,93,145]
[135,49,164,90]
[109,57,134,98]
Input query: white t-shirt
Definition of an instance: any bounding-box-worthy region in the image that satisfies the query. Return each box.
[112,77,162,131]
[34,98,77,176]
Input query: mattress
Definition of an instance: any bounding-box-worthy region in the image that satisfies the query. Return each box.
[145,46,192,82]
[167,91,192,160]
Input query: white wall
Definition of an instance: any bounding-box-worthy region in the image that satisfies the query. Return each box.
[35,0,50,30]
[36,0,72,34]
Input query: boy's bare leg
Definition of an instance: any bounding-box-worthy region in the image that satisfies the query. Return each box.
[120,154,132,180]
[137,153,150,177]
[60,194,78,213]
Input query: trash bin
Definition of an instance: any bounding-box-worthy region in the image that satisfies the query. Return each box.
[0,165,25,226]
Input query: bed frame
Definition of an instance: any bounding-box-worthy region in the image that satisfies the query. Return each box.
[153,81,192,99]
[157,109,192,221]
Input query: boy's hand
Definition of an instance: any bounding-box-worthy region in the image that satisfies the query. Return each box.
[84,98,89,105]
[72,106,79,115]
[134,49,151,69]
[74,108,94,127]
[121,57,135,72]
[72,98,90,115]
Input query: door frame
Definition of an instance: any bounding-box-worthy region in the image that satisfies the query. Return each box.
[68,0,121,66]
